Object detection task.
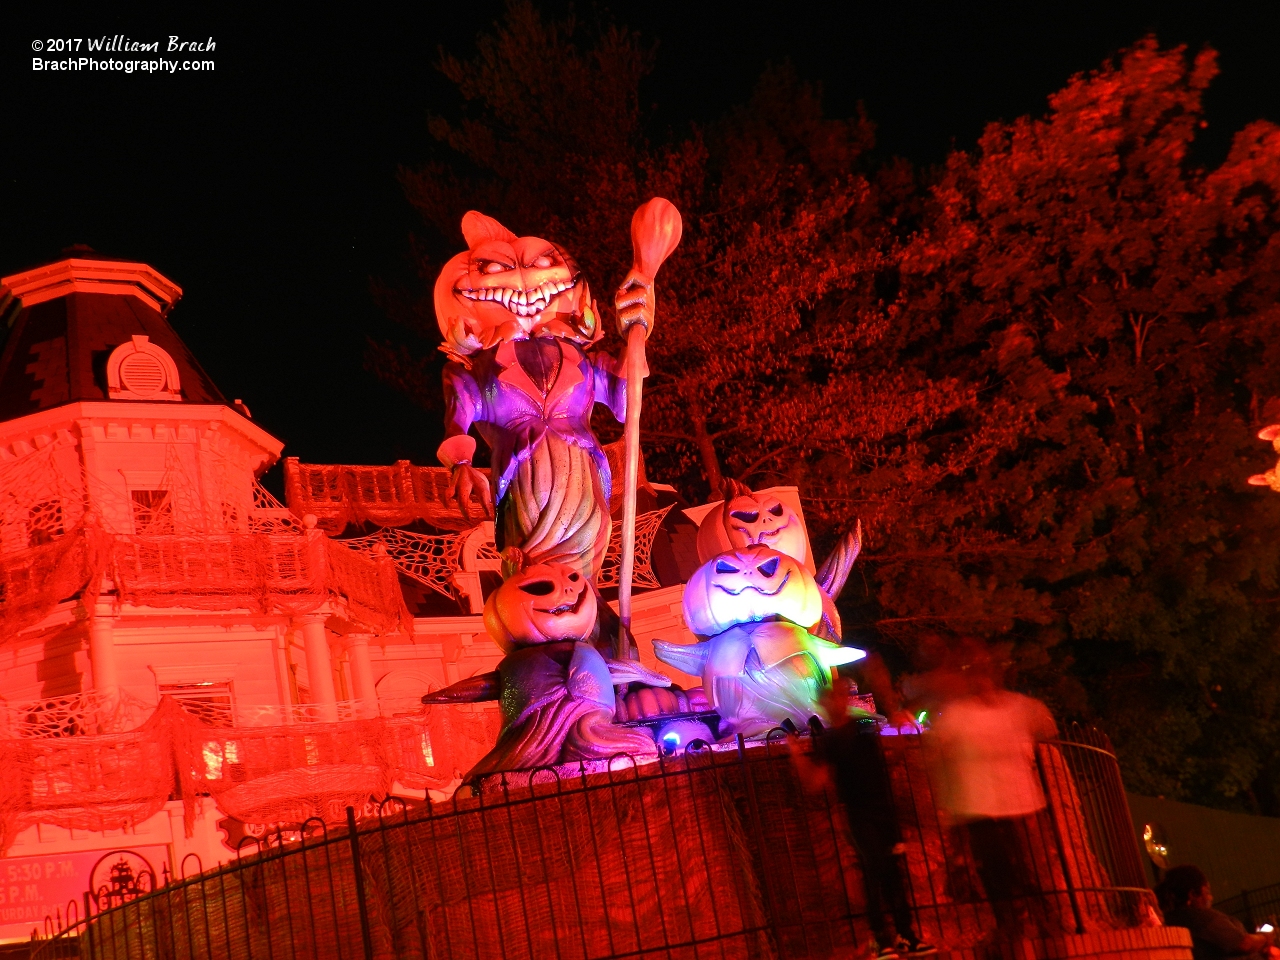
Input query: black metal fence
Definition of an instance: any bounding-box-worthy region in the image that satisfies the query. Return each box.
[26,724,1155,959]
[1218,882,1280,932]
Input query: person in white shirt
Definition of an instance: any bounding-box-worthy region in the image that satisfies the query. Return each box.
[926,646,1059,939]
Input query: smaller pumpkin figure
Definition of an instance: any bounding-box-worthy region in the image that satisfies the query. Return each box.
[696,485,810,567]
[484,560,598,653]
[695,480,863,645]
[423,557,668,781]
[657,546,865,739]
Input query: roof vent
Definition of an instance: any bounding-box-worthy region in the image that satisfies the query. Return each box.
[107,335,182,402]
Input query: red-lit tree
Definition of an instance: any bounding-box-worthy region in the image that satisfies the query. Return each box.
[376,9,1280,809]
[885,40,1280,807]
[387,1,965,505]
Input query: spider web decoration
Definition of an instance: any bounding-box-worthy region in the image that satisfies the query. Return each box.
[341,505,672,601]
[595,504,672,590]
[0,441,85,556]
[343,527,475,600]
[248,481,303,534]
[0,689,154,739]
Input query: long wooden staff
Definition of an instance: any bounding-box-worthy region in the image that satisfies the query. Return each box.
[617,198,682,660]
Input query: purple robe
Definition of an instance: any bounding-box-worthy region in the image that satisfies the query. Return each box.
[439,338,627,505]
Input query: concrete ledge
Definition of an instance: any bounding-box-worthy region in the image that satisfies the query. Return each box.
[939,924,1193,959]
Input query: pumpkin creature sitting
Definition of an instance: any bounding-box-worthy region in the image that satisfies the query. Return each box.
[655,544,865,739]
[423,554,668,780]
[696,480,863,645]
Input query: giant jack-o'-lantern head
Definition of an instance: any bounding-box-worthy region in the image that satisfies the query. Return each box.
[696,490,809,566]
[484,560,598,653]
[435,211,599,356]
[682,545,823,638]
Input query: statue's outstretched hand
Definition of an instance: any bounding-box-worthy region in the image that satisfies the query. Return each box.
[448,463,493,522]
[615,268,656,336]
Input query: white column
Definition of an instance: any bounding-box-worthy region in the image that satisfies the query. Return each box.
[347,635,378,718]
[298,615,338,721]
[88,615,119,696]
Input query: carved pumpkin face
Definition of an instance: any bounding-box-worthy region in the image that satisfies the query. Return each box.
[435,212,598,356]
[696,492,808,566]
[682,545,823,637]
[484,561,598,652]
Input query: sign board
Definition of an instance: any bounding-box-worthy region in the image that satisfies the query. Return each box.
[0,845,170,943]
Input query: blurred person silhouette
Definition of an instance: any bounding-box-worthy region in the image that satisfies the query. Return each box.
[788,662,937,959]
[1157,865,1280,959]
[924,640,1059,940]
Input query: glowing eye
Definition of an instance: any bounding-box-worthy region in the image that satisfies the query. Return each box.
[481,261,510,274]
[715,559,740,574]
[532,255,553,268]
[757,556,780,577]
[518,580,555,596]
[768,503,784,517]
[729,511,759,524]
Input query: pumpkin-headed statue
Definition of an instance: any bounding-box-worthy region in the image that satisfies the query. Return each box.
[424,557,668,781]
[435,211,652,581]
[434,212,601,357]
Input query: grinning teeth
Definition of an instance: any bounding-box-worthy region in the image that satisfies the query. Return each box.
[458,277,578,312]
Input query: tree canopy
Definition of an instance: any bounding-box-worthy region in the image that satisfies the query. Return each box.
[378,3,1280,814]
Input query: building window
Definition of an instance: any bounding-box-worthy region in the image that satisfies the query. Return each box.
[159,681,234,727]
[131,490,174,534]
[27,499,64,547]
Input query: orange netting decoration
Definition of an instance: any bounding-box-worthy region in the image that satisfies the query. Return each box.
[0,698,199,852]
[0,695,502,851]
[0,524,410,644]
[188,707,498,826]
[110,530,410,635]
[0,523,112,640]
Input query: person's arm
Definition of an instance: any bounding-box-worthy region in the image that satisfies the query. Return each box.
[1192,909,1270,955]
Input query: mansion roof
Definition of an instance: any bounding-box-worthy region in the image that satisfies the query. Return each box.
[0,255,227,421]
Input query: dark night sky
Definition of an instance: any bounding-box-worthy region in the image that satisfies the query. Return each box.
[5,3,1279,478]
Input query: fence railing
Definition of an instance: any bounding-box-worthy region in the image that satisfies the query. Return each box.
[1218,882,1280,932]
[26,723,1156,959]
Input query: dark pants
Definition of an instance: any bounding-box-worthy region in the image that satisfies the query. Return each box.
[849,813,915,943]
[966,813,1056,937]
